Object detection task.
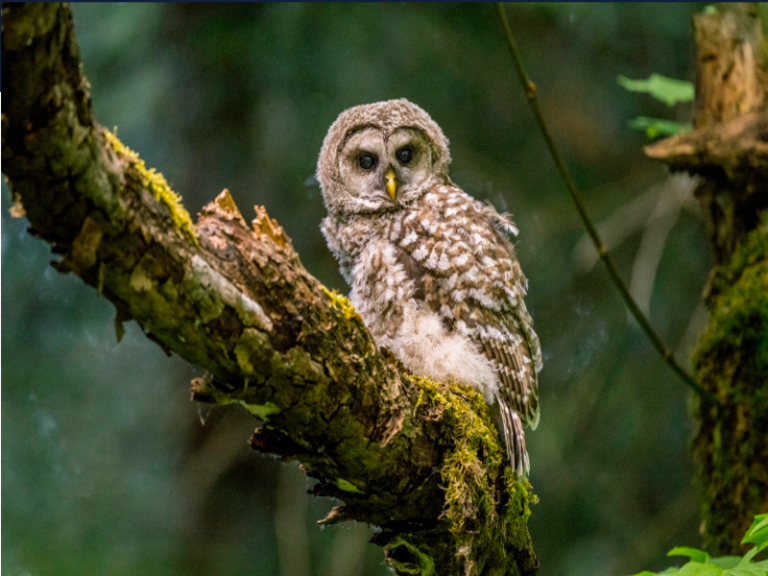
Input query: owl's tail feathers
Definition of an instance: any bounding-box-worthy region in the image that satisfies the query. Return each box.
[499,403,530,478]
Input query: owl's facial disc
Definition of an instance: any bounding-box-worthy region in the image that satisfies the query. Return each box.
[386,128,433,205]
[336,126,436,214]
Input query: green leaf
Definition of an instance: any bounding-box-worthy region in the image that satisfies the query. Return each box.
[628,116,693,139]
[669,548,711,563]
[742,514,768,553]
[710,557,743,569]
[630,570,680,576]
[677,562,724,576]
[739,548,759,566]
[724,562,768,576]
[617,74,695,106]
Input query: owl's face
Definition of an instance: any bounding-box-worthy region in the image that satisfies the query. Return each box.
[337,126,434,214]
[317,99,452,217]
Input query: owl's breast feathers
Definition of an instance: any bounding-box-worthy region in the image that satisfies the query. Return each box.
[325,184,542,428]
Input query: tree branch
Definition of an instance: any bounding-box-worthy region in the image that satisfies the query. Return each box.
[1,3,537,574]
[645,111,768,176]
[493,3,716,403]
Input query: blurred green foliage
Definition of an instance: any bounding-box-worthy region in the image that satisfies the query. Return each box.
[617,74,694,138]
[626,117,692,139]
[617,74,694,107]
[630,514,768,575]
[2,3,715,575]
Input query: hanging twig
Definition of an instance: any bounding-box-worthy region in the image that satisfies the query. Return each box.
[494,3,716,403]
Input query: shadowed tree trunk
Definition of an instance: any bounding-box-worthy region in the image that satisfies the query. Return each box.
[646,2,768,555]
[1,3,537,575]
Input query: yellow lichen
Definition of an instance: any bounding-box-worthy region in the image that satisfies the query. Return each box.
[322,286,362,321]
[104,128,198,244]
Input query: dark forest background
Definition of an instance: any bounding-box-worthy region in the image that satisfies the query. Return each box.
[2,3,746,575]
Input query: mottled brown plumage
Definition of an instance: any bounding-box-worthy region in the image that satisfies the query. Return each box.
[317,99,542,475]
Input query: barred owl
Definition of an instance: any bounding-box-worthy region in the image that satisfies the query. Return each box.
[316,99,542,476]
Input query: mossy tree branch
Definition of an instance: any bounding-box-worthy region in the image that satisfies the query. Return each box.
[645,2,768,555]
[1,3,537,575]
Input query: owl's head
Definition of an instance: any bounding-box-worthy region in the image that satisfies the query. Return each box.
[317,99,452,215]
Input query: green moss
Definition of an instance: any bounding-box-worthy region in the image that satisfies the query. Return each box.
[410,375,534,570]
[693,210,768,553]
[129,263,154,293]
[321,286,361,321]
[235,328,271,376]
[696,212,768,379]
[241,401,281,421]
[334,478,363,494]
[729,213,768,279]
[387,537,436,576]
[104,129,198,244]
[503,468,537,544]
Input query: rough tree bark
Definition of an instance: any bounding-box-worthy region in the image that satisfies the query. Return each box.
[646,2,768,555]
[1,3,538,575]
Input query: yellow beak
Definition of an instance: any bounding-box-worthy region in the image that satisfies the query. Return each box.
[385,167,397,201]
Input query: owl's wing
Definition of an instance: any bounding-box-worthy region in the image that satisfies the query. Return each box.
[480,311,541,429]
[395,243,541,429]
[482,207,542,428]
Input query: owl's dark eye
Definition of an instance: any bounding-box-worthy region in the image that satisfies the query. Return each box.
[397,146,413,164]
[358,153,377,170]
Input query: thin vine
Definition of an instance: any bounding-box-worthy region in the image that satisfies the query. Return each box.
[494,3,717,404]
